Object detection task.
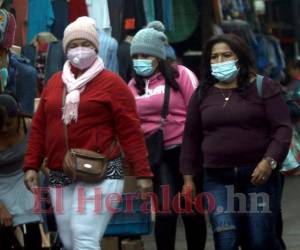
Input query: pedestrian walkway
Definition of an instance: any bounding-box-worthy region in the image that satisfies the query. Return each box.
[143,175,300,250]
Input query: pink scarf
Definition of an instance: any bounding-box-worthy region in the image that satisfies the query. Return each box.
[62,57,104,125]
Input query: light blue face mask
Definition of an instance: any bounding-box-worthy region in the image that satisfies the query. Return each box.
[133,59,155,77]
[0,67,8,90]
[211,60,239,83]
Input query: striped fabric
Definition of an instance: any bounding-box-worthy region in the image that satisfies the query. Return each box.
[99,31,119,73]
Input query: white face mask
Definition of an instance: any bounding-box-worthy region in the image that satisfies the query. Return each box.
[67,47,97,70]
[211,60,239,83]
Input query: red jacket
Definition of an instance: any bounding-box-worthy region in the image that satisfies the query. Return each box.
[24,70,153,177]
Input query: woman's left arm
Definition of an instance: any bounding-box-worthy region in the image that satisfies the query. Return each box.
[263,80,292,163]
[252,80,292,185]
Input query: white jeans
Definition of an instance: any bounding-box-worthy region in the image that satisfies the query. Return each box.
[50,179,124,250]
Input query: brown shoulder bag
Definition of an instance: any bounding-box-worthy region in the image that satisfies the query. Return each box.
[62,88,114,183]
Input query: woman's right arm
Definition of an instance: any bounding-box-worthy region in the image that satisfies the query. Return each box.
[180,90,203,178]
[23,91,47,172]
[23,86,49,192]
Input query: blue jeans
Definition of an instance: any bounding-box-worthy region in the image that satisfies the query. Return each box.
[203,166,282,250]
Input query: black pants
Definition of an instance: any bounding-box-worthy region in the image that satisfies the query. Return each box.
[276,174,286,250]
[152,147,206,250]
[0,223,42,250]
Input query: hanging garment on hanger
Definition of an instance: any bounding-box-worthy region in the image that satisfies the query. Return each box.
[254,34,270,74]
[221,20,258,51]
[266,36,286,81]
[86,0,111,35]
[162,0,173,32]
[51,0,68,40]
[107,0,123,42]
[5,54,37,114]
[26,0,55,44]
[154,0,163,22]
[144,0,155,23]
[117,37,132,83]
[22,34,66,89]
[165,0,198,43]
[11,0,28,46]
[122,0,146,37]
[99,30,118,73]
[68,0,88,23]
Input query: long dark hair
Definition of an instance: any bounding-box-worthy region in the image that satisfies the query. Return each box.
[133,59,180,95]
[197,34,257,102]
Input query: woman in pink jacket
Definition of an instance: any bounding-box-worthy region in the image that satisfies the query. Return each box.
[128,21,206,250]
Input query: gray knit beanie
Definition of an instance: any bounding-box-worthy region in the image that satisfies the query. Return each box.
[147,20,165,32]
[130,21,167,60]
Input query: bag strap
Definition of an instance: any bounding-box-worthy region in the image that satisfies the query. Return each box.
[161,83,171,123]
[256,74,264,98]
[62,87,115,157]
[62,87,70,150]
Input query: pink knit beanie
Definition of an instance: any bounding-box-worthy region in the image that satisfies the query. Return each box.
[63,16,99,53]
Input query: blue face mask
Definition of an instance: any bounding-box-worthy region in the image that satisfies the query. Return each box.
[133,59,155,77]
[211,60,239,83]
[0,67,8,90]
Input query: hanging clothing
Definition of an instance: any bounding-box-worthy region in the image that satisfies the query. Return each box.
[162,0,174,32]
[27,0,55,44]
[144,0,155,23]
[165,0,199,43]
[23,33,55,92]
[122,0,146,36]
[45,41,66,82]
[146,0,174,32]
[11,0,28,47]
[5,54,37,115]
[254,34,272,75]
[68,0,88,23]
[51,0,69,40]
[117,39,132,82]
[99,31,119,73]
[267,36,286,81]
[221,20,258,52]
[86,0,111,35]
[22,40,66,87]
[35,41,49,93]
[221,0,251,20]
[107,0,123,42]
[154,0,163,22]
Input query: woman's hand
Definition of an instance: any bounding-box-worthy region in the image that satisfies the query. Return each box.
[137,178,153,199]
[0,202,12,227]
[251,159,273,186]
[24,170,39,193]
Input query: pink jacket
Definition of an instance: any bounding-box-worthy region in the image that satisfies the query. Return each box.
[128,65,199,148]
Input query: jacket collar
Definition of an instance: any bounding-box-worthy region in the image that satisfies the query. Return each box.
[146,71,164,85]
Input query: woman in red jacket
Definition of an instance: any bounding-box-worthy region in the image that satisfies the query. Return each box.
[23,16,152,250]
